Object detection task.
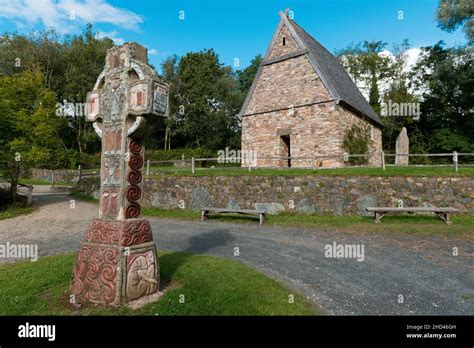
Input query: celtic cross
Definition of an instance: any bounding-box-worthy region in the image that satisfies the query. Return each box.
[71,43,168,305]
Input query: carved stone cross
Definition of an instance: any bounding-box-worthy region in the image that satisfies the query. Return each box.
[71,43,169,305]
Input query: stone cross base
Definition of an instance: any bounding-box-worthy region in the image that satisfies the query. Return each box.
[70,218,159,305]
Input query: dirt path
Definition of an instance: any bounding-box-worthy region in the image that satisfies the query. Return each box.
[0,185,472,315]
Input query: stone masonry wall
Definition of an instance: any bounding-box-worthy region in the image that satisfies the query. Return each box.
[29,168,79,183]
[76,175,474,215]
[242,102,383,168]
[244,55,332,115]
[243,103,341,168]
[268,24,301,59]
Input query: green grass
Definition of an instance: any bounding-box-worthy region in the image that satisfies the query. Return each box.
[73,193,474,236]
[147,166,474,177]
[71,191,99,204]
[0,206,36,221]
[0,252,317,315]
[142,208,474,236]
[18,178,75,186]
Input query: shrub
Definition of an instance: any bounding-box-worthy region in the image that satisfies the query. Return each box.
[145,148,216,162]
[342,124,373,165]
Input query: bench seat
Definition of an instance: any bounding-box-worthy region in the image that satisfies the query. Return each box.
[201,207,266,225]
[366,207,459,224]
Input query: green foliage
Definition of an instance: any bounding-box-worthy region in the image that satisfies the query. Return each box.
[0,68,67,203]
[0,25,113,157]
[431,129,473,153]
[236,54,262,93]
[0,69,64,165]
[380,40,422,150]
[436,0,473,44]
[150,52,263,152]
[145,148,216,161]
[339,36,472,158]
[163,49,243,151]
[337,40,394,113]
[342,124,373,164]
[0,206,35,220]
[410,42,473,155]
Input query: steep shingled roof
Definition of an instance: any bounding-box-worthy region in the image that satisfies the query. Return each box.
[240,12,384,129]
[288,18,384,128]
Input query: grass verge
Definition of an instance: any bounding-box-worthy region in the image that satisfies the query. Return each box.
[0,206,36,221]
[0,252,316,315]
[147,166,474,177]
[71,191,98,204]
[142,208,474,236]
[74,194,473,236]
[19,179,75,186]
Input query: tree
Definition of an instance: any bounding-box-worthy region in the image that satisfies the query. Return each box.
[236,54,262,93]
[436,0,474,44]
[410,41,473,153]
[0,29,63,89]
[342,124,373,165]
[337,41,394,115]
[59,25,114,155]
[159,55,180,150]
[381,40,421,150]
[0,25,114,158]
[0,68,65,204]
[160,50,243,151]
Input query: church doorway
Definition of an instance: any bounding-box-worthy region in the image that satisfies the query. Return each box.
[280,135,291,167]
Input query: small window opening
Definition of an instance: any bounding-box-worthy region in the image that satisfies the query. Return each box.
[282,37,286,46]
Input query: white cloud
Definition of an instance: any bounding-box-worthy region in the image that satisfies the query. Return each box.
[404,48,422,70]
[0,0,143,33]
[379,48,422,72]
[148,48,158,55]
[96,30,125,45]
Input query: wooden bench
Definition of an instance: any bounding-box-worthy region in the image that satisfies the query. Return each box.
[366,207,460,225]
[200,208,266,225]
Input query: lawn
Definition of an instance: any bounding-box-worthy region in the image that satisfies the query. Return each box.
[0,206,36,221]
[69,193,474,235]
[147,165,474,177]
[19,178,75,186]
[142,208,474,236]
[0,252,316,315]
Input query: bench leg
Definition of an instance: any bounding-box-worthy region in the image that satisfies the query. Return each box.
[436,212,452,225]
[259,213,265,226]
[374,212,386,223]
[201,210,209,222]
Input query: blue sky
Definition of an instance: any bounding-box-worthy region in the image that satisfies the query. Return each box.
[0,0,467,72]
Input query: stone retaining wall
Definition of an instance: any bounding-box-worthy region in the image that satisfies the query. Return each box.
[75,175,474,215]
[29,169,79,183]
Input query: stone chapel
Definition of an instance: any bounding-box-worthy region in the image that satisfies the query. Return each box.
[240,10,383,168]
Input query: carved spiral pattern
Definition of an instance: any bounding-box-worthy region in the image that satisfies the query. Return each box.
[125,202,141,219]
[85,220,120,244]
[127,170,142,185]
[126,184,141,201]
[129,139,143,154]
[126,140,143,219]
[129,155,143,171]
[122,220,153,246]
[71,245,118,303]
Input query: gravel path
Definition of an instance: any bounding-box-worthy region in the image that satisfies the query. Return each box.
[0,186,472,315]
